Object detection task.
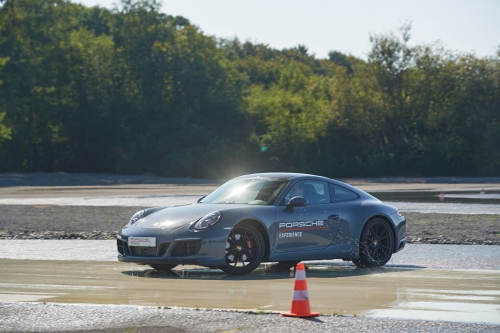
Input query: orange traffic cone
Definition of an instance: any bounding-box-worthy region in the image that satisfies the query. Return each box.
[281,262,320,318]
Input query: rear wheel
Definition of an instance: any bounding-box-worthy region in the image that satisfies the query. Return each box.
[150,264,177,271]
[354,218,394,268]
[221,223,265,275]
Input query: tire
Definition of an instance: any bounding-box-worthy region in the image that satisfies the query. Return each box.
[354,218,394,268]
[150,264,177,271]
[221,223,265,275]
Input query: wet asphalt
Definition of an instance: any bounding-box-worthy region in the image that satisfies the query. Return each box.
[1,240,499,270]
[2,258,499,324]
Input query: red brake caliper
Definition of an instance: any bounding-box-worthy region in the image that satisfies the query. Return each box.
[244,235,253,261]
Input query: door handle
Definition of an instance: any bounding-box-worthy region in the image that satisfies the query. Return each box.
[328,214,341,220]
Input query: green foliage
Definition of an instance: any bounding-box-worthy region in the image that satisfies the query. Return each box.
[328,51,353,74]
[0,0,498,177]
[0,112,10,142]
[246,65,332,171]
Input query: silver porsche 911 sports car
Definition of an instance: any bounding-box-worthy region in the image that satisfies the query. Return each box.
[117,173,406,275]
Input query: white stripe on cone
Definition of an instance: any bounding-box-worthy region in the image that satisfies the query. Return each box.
[293,290,309,301]
[295,269,307,280]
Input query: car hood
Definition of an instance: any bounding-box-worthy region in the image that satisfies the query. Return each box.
[132,203,249,232]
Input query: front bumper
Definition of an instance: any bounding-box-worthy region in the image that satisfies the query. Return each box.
[116,227,229,267]
[392,213,406,253]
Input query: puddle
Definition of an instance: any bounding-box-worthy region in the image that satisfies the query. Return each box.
[368,302,500,324]
[0,195,199,207]
[383,201,500,214]
[371,190,500,205]
[1,259,499,324]
[0,293,58,302]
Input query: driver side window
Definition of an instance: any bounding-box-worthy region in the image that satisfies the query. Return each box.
[285,180,330,205]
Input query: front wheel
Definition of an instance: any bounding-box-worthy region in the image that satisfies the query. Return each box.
[354,218,394,268]
[221,223,265,275]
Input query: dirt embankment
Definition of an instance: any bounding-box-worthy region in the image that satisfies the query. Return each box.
[0,205,139,240]
[0,205,498,245]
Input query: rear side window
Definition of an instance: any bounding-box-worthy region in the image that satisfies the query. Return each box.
[329,183,359,202]
[284,180,330,205]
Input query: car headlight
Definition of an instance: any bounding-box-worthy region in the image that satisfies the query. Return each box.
[194,211,222,230]
[124,209,146,228]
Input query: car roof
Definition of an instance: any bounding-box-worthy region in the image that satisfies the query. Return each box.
[235,172,331,182]
[233,172,370,198]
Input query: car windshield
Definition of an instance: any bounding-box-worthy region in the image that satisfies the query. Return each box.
[200,178,288,205]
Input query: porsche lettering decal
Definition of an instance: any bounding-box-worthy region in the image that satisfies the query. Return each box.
[278,220,329,231]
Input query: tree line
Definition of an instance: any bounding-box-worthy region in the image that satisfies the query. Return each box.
[1,0,499,178]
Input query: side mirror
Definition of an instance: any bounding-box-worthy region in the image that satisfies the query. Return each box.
[286,196,308,210]
[197,196,206,203]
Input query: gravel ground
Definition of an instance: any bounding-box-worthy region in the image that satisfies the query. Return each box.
[1,302,499,333]
[0,205,498,245]
[404,212,500,245]
[1,240,499,270]
[0,205,140,240]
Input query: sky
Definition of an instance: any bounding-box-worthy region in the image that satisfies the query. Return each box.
[77,0,500,59]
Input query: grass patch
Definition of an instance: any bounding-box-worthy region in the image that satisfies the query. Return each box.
[122,328,137,333]
[327,309,344,317]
